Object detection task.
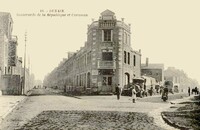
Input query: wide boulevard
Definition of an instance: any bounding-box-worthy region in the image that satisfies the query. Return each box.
[0,88,187,130]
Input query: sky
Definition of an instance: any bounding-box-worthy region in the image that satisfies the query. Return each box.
[1,0,200,83]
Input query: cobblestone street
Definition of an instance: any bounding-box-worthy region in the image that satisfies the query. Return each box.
[19,110,164,130]
[0,88,186,130]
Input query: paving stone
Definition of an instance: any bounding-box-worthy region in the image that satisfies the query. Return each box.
[18,110,164,130]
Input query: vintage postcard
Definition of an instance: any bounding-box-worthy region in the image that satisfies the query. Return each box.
[0,0,200,129]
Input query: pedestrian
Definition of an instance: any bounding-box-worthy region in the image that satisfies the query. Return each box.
[132,86,137,103]
[116,84,121,100]
[149,86,153,96]
[188,87,190,96]
[195,87,198,95]
[162,85,169,99]
[160,85,163,95]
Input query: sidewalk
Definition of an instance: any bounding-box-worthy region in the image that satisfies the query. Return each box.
[161,94,199,130]
[0,96,26,125]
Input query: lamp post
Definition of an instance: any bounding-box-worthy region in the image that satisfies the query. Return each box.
[23,31,27,95]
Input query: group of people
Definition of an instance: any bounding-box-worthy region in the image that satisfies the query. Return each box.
[115,84,137,103]
[115,83,170,103]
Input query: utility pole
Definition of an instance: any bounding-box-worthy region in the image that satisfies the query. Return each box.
[23,31,27,95]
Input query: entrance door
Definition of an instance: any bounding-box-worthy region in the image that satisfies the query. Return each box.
[102,76,112,92]
[124,73,130,88]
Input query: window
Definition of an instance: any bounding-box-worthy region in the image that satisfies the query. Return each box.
[133,55,136,66]
[102,49,113,61]
[103,29,112,41]
[124,51,126,63]
[87,52,91,65]
[127,35,130,45]
[124,32,127,44]
[128,52,130,64]
[77,76,79,86]
[103,77,107,85]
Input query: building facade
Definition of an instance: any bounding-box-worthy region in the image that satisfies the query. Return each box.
[0,12,13,76]
[141,58,164,86]
[0,12,13,94]
[44,10,141,94]
[0,12,34,95]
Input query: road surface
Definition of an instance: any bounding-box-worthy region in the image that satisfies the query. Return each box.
[0,88,187,130]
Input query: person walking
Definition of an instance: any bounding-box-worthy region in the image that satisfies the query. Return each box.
[188,87,190,96]
[132,86,137,103]
[116,84,121,100]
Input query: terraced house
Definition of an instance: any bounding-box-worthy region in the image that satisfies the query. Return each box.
[44,10,141,94]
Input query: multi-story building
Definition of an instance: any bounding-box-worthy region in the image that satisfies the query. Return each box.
[141,58,164,86]
[44,10,141,94]
[0,12,32,95]
[0,12,13,93]
[0,13,19,75]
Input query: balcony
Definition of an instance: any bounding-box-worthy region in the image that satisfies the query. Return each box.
[97,60,116,69]
[101,42,113,48]
[99,20,116,29]
[99,22,115,28]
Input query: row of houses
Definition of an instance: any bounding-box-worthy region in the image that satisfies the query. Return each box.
[43,10,190,94]
[0,12,34,95]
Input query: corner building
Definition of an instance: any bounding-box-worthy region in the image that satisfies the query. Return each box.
[45,10,141,94]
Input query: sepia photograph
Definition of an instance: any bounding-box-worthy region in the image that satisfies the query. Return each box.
[0,0,200,129]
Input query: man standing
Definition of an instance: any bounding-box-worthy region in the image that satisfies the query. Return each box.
[188,87,190,96]
[116,84,121,100]
[132,86,137,103]
[162,85,168,99]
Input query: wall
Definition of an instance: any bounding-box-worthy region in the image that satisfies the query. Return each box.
[1,75,22,95]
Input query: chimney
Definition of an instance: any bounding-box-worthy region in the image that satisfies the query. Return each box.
[146,57,149,66]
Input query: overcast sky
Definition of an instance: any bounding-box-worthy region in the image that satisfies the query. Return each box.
[1,0,200,83]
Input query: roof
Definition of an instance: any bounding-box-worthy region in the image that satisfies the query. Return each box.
[100,9,115,16]
[141,64,164,69]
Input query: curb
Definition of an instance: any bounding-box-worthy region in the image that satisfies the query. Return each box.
[161,113,191,130]
[160,95,195,130]
[0,96,28,125]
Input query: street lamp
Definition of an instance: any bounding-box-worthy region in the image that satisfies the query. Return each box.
[23,31,27,95]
